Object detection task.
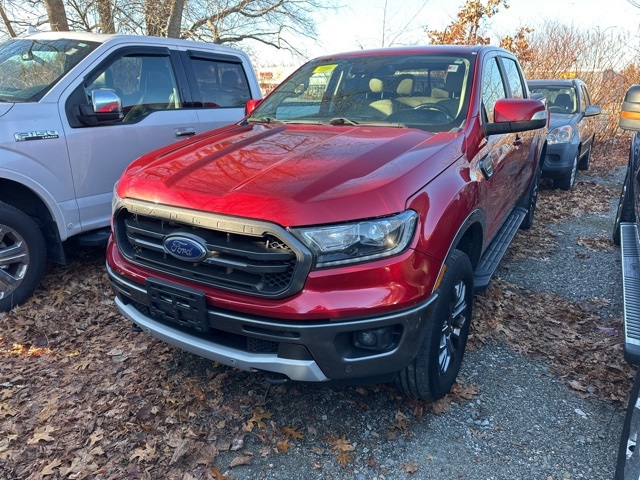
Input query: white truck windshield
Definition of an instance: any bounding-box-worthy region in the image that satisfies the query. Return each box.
[0,38,99,103]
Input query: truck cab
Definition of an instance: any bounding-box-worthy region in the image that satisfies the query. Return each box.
[0,32,261,311]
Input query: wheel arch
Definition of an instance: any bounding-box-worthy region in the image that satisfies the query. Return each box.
[0,179,66,264]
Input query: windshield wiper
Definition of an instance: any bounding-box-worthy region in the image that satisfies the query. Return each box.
[247,116,283,124]
[328,117,358,126]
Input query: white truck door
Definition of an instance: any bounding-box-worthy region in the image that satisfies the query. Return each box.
[60,48,200,232]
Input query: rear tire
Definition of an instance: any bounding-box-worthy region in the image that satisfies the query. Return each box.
[519,164,542,230]
[0,203,46,312]
[394,249,473,401]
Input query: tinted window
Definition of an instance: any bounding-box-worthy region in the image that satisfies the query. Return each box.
[87,54,181,122]
[501,57,524,99]
[481,58,506,122]
[191,59,251,108]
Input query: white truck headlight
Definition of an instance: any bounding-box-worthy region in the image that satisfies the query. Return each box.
[291,210,418,268]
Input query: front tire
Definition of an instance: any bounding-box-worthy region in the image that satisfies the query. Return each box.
[553,151,578,191]
[0,203,46,312]
[394,249,473,401]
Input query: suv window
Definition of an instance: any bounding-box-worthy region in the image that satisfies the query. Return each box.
[86,54,181,122]
[191,58,251,108]
[481,57,506,122]
[580,84,591,109]
[501,57,524,99]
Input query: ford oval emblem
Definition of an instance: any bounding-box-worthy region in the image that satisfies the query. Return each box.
[163,234,208,262]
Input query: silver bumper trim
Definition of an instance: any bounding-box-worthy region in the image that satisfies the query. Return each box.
[114,297,329,382]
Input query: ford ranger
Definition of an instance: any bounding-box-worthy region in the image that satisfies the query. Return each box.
[107,45,547,400]
[0,31,261,311]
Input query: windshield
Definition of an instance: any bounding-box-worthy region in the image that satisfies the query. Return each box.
[0,38,99,103]
[529,85,577,114]
[250,53,474,132]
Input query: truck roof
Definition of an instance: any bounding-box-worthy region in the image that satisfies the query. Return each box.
[20,31,247,56]
[314,44,510,61]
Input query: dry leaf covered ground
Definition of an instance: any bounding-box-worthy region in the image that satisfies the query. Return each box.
[0,138,634,479]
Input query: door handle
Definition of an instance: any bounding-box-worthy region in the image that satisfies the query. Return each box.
[513,135,523,147]
[175,128,197,137]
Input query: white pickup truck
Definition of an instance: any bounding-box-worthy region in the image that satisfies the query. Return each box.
[0,32,261,311]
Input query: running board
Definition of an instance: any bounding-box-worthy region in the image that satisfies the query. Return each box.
[620,222,640,365]
[76,227,111,247]
[474,207,527,292]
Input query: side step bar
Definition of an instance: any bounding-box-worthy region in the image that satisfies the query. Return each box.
[620,222,640,365]
[474,207,527,292]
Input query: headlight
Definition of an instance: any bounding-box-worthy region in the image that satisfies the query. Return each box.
[547,125,573,144]
[291,210,418,268]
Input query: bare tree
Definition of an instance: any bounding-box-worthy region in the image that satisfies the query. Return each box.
[0,4,17,37]
[428,0,508,45]
[44,0,70,30]
[522,20,639,140]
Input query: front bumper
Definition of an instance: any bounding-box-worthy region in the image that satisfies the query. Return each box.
[541,142,579,178]
[108,265,438,383]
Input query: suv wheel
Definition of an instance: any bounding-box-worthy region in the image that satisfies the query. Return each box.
[394,249,473,401]
[0,203,46,312]
[554,152,578,191]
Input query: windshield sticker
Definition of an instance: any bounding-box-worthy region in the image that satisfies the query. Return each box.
[313,64,337,74]
[447,65,459,73]
[66,48,78,55]
[14,130,59,142]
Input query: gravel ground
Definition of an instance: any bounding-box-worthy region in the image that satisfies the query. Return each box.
[202,166,628,480]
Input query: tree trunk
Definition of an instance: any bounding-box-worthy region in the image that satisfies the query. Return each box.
[0,4,16,37]
[44,0,70,31]
[97,0,115,34]
[166,0,185,38]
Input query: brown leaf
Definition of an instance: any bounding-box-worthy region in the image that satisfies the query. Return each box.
[27,425,57,444]
[229,455,252,468]
[39,458,62,476]
[276,440,292,453]
[402,460,419,474]
[242,407,272,432]
[335,450,353,467]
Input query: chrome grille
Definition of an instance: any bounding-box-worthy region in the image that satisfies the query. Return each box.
[114,200,312,299]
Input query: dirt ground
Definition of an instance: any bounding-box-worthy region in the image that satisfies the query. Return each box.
[0,138,634,479]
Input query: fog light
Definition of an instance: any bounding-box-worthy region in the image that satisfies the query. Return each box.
[356,331,378,347]
[354,326,397,351]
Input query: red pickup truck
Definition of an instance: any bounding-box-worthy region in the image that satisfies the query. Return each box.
[106,45,547,400]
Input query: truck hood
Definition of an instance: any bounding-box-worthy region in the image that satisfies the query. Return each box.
[120,123,462,226]
[0,103,14,118]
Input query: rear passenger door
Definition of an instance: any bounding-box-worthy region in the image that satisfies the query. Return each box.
[181,51,253,133]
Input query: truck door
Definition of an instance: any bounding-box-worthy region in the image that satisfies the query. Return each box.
[60,47,200,232]
[475,55,525,240]
[180,51,254,132]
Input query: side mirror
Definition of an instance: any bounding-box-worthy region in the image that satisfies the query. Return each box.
[92,89,122,117]
[585,105,601,117]
[620,85,640,131]
[245,98,263,116]
[76,89,123,126]
[484,98,547,136]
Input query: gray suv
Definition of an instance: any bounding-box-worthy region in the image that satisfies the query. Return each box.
[528,78,601,190]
